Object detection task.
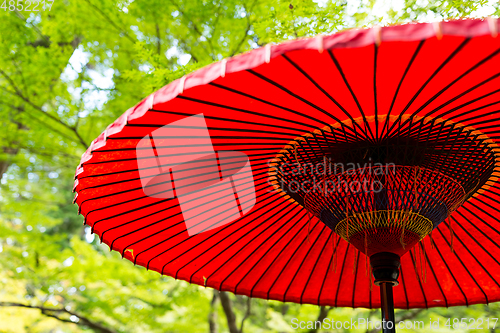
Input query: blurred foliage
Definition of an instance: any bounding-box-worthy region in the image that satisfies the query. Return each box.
[0,0,500,332]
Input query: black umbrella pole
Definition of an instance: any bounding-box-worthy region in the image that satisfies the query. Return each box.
[380,282,396,332]
[370,252,401,333]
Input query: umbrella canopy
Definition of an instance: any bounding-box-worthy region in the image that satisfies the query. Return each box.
[74,18,500,310]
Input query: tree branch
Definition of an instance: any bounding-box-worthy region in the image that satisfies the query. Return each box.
[168,0,214,60]
[0,302,119,333]
[218,292,253,333]
[22,107,87,146]
[155,23,162,55]
[230,2,257,56]
[0,69,88,148]
[206,1,222,59]
[230,18,252,56]
[13,9,50,45]
[239,297,252,333]
[83,0,136,44]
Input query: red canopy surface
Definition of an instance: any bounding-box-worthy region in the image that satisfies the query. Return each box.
[74,19,500,309]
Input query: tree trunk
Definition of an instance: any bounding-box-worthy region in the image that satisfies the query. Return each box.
[208,290,219,333]
[307,306,331,333]
[219,291,239,333]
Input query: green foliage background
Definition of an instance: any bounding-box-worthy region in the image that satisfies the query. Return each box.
[0,0,500,332]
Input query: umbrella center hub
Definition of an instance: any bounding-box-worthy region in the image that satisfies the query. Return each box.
[269,115,498,256]
[304,165,464,256]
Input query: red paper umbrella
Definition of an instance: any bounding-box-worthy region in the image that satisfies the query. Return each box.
[74,18,500,331]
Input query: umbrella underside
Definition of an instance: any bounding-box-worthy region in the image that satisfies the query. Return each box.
[74,19,500,309]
